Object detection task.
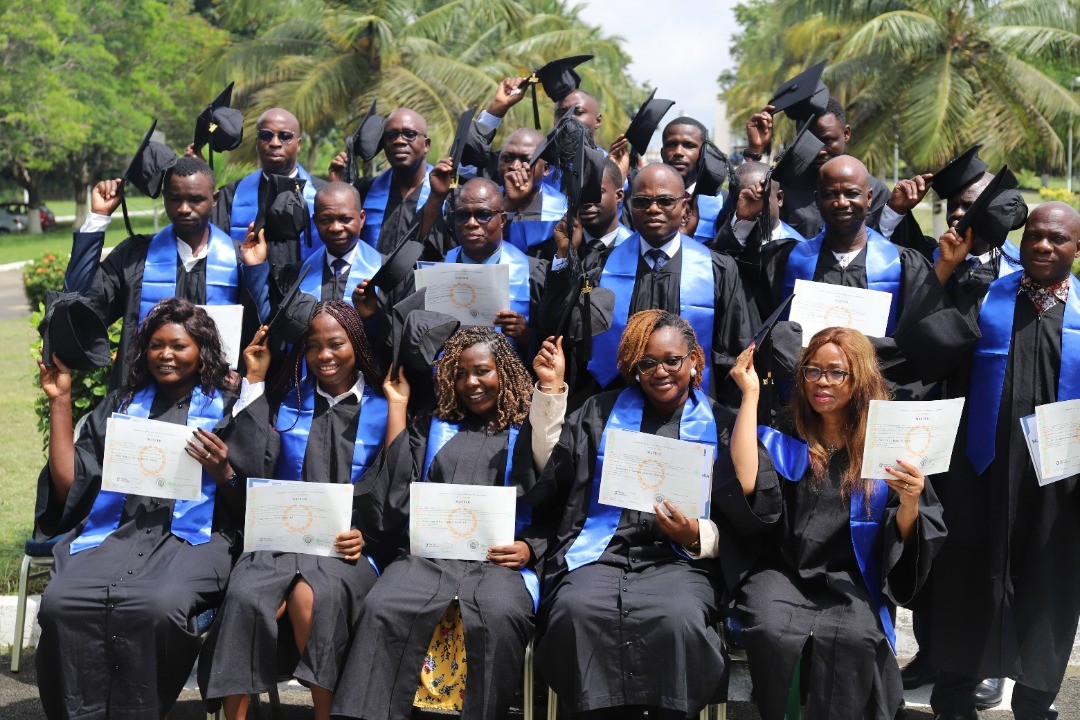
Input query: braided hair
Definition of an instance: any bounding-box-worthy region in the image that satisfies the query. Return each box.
[433,327,531,431]
[615,309,705,389]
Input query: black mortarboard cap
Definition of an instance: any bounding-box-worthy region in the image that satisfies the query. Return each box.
[38,291,111,371]
[534,55,592,102]
[768,60,830,121]
[389,289,460,380]
[953,165,1020,246]
[771,120,825,186]
[265,266,319,345]
[193,82,244,155]
[752,293,796,349]
[694,142,730,198]
[121,119,177,236]
[932,144,988,200]
[344,101,386,185]
[624,89,675,155]
[447,106,478,188]
[370,223,423,294]
[256,175,310,246]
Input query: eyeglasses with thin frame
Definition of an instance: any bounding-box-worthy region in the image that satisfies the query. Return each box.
[634,352,692,376]
[256,129,296,144]
[452,209,501,225]
[630,194,682,211]
[382,129,426,144]
[800,366,851,385]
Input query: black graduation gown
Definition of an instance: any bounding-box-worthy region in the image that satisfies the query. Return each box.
[538,245,758,410]
[331,412,552,720]
[883,212,939,261]
[65,229,266,390]
[725,444,945,720]
[930,297,1080,693]
[743,237,978,400]
[779,173,889,241]
[199,390,379,702]
[353,173,430,254]
[33,384,262,720]
[526,391,743,715]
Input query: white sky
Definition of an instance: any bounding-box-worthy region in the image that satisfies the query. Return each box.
[575,0,741,145]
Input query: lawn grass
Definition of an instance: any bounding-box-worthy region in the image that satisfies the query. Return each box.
[0,215,161,266]
[0,316,45,594]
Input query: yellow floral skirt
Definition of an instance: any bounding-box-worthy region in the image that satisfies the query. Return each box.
[413,601,468,712]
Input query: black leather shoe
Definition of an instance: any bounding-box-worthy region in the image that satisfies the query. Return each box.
[973,676,1005,709]
[901,651,936,689]
[932,712,978,720]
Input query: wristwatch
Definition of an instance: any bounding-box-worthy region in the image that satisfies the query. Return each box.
[224,472,241,489]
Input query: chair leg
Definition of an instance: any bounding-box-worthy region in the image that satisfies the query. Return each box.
[523,638,535,720]
[546,686,558,720]
[267,684,281,717]
[11,554,32,673]
[717,702,727,720]
[206,708,222,720]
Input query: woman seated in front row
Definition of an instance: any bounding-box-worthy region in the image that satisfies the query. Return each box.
[34,298,264,719]
[199,301,389,720]
[332,326,556,720]
[526,310,739,719]
[726,327,946,720]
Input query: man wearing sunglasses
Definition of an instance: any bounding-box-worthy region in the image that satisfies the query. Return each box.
[329,108,435,255]
[542,163,755,407]
[211,108,324,266]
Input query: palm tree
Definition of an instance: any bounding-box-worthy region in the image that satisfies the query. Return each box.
[204,0,643,170]
[724,0,1080,174]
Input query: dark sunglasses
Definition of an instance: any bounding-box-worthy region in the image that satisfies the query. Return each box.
[630,194,682,210]
[256,129,296,144]
[634,352,691,376]
[452,209,501,225]
[382,129,426,143]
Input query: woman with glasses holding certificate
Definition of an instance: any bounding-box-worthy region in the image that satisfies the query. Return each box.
[199,300,387,720]
[333,325,553,720]
[33,298,261,720]
[525,310,740,720]
[726,327,947,720]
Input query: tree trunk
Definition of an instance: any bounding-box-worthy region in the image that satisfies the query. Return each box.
[70,156,93,228]
[11,162,44,234]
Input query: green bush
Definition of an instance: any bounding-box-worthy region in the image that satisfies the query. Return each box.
[1038,187,1080,207]
[23,252,120,448]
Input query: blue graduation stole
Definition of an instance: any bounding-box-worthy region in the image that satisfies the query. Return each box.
[297,244,383,304]
[274,376,388,484]
[966,272,1080,474]
[444,244,531,322]
[931,240,1022,281]
[360,165,433,249]
[782,227,902,334]
[229,167,320,259]
[505,184,569,252]
[778,221,807,243]
[611,224,634,247]
[421,417,540,611]
[565,387,716,571]
[588,234,715,389]
[71,384,225,554]
[138,224,238,322]
[756,425,896,652]
[692,193,724,244]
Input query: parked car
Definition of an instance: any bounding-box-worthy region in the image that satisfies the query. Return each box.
[0,206,26,234]
[2,202,57,231]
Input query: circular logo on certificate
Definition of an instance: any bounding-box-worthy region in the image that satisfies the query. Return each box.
[468,540,480,551]
[303,534,314,545]
[446,507,479,538]
[636,458,667,491]
[654,492,665,504]
[137,445,167,475]
[282,504,315,533]
[469,308,480,318]
[823,305,853,328]
[155,477,166,488]
[448,283,477,309]
[904,425,933,457]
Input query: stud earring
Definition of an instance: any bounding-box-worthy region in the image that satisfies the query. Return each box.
[635,374,641,382]
[690,367,697,377]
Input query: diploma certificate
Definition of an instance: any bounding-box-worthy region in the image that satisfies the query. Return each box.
[414,263,510,327]
[101,414,203,501]
[862,398,966,479]
[1033,399,1080,483]
[243,479,353,556]
[789,279,893,344]
[409,483,516,561]
[598,429,714,517]
[198,304,244,369]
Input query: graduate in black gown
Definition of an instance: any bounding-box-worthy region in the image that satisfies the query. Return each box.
[33,298,265,720]
[538,159,632,269]
[928,203,1080,720]
[540,163,755,408]
[331,327,552,720]
[525,311,740,719]
[724,155,977,401]
[200,301,388,719]
[65,157,270,389]
[724,328,946,720]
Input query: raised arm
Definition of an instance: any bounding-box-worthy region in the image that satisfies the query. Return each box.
[529,335,567,470]
[38,354,76,503]
[728,345,761,495]
[383,368,411,449]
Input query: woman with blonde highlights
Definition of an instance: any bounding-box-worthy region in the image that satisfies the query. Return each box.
[726,327,947,720]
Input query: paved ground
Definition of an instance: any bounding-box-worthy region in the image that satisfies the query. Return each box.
[0,269,28,320]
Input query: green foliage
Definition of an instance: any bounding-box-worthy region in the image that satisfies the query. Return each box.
[23,252,119,448]
[1016,168,1044,191]
[1039,186,1080,207]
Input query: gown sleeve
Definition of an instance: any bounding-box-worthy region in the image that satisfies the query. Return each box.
[879,473,947,606]
[710,251,758,406]
[713,440,785,537]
